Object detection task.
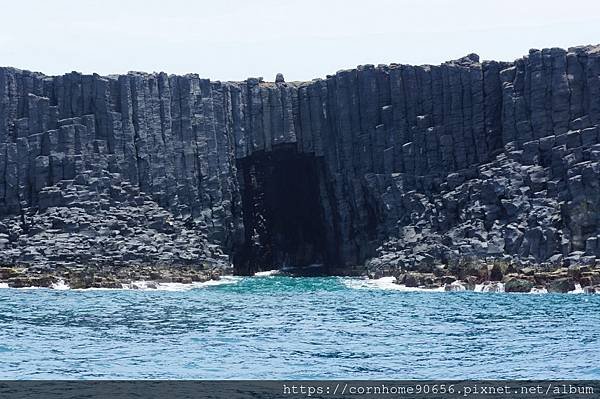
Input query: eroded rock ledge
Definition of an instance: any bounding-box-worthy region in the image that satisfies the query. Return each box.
[1,45,600,288]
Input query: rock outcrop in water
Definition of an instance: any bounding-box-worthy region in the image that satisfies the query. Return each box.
[2,45,600,288]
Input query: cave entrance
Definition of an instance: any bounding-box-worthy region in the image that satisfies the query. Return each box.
[234,146,331,276]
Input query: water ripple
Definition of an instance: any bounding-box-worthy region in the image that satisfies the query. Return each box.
[0,276,599,379]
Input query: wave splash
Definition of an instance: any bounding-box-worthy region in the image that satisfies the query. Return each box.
[1,275,593,294]
[50,280,70,290]
[253,270,280,277]
[7,276,243,291]
[121,276,242,291]
[343,277,588,294]
[474,282,505,293]
[341,276,445,292]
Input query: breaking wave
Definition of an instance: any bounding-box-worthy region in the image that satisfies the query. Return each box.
[343,277,587,294]
[253,270,280,277]
[341,276,445,292]
[50,280,70,290]
[1,276,242,291]
[474,282,505,293]
[120,276,242,291]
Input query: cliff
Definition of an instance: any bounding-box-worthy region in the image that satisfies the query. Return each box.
[1,45,600,278]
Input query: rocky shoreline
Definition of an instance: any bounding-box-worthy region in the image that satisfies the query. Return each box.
[1,259,599,293]
[0,264,228,289]
[369,259,600,294]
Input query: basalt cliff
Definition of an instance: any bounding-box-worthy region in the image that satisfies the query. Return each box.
[2,46,600,289]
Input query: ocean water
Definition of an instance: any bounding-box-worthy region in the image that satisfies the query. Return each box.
[0,275,599,379]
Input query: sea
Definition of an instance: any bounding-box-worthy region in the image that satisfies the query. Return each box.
[0,275,599,379]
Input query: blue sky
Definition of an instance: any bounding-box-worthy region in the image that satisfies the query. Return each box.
[2,0,600,81]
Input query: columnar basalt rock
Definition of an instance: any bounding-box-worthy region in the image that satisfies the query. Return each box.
[2,45,600,279]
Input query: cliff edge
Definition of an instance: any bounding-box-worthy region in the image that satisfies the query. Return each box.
[1,45,600,289]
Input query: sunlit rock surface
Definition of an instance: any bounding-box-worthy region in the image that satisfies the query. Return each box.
[1,45,600,279]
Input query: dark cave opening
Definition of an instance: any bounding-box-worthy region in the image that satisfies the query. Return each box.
[234,146,331,276]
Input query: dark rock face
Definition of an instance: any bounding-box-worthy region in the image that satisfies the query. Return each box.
[547,278,576,293]
[234,148,330,274]
[504,278,534,293]
[2,44,600,275]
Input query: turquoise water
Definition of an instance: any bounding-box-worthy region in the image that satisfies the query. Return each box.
[0,276,599,379]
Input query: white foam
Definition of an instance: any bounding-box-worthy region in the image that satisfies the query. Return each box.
[342,276,444,292]
[491,282,505,292]
[0,283,43,290]
[200,276,241,287]
[121,276,241,291]
[0,277,242,291]
[530,287,548,294]
[474,282,505,293]
[121,280,156,290]
[51,279,70,290]
[445,281,466,291]
[569,283,585,294]
[254,270,280,277]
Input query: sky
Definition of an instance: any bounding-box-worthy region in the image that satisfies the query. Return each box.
[2,0,600,81]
